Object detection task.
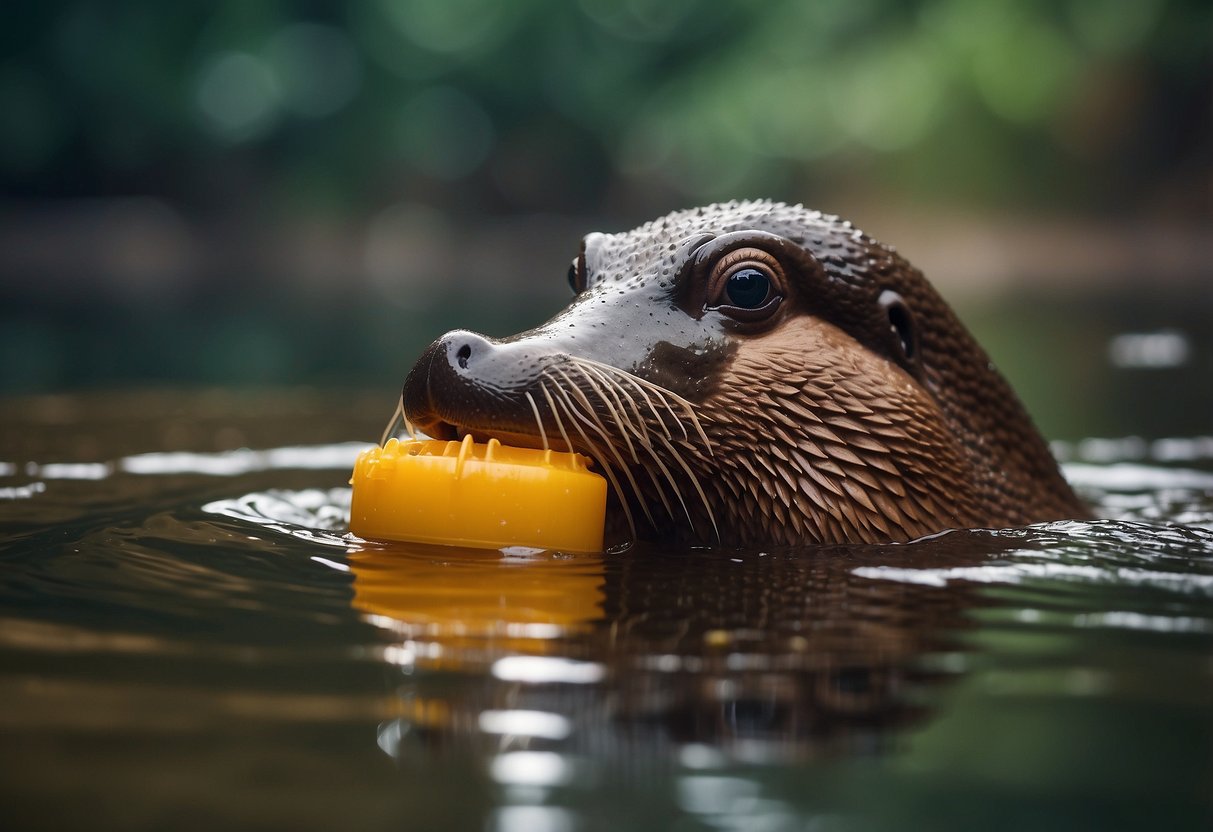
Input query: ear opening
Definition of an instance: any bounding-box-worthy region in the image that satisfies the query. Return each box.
[879,290,919,364]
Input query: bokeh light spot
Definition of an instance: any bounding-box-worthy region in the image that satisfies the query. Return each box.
[395,86,496,180]
[266,23,362,119]
[195,52,282,143]
[379,0,518,55]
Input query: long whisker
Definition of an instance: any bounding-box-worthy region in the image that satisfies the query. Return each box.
[651,431,720,543]
[403,395,417,441]
[584,363,674,443]
[569,356,712,454]
[524,391,549,452]
[554,368,616,448]
[569,363,681,524]
[568,364,640,463]
[545,382,636,542]
[571,357,685,441]
[549,377,657,531]
[537,357,720,543]
[562,405,650,540]
[540,382,575,453]
[576,363,652,448]
[379,395,404,447]
[634,434,693,531]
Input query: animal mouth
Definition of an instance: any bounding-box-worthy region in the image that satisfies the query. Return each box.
[423,420,570,453]
[391,355,721,543]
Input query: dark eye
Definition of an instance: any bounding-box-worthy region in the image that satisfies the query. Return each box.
[725,268,771,309]
[704,247,786,324]
[567,259,579,294]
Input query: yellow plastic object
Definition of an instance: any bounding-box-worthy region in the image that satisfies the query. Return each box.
[349,435,606,552]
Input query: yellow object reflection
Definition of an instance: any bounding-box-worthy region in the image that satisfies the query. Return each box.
[348,541,606,669]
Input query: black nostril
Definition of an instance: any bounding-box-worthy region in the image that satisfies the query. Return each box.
[440,330,494,375]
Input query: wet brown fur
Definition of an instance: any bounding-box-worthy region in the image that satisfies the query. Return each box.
[698,320,979,544]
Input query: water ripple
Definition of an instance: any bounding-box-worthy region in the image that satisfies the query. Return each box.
[202,488,353,548]
[121,442,368,476]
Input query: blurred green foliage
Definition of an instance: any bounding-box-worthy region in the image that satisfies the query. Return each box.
[1,0,1208,214]
[0,1,1208,407]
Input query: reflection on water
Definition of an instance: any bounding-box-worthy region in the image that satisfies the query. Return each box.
[349,538,985,768]
[351,544,606,662]
[0,392,1211,830]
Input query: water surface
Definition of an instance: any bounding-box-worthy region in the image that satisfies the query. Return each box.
[1,390,1211,831]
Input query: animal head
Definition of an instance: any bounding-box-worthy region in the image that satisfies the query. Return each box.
[400,200,1084,545]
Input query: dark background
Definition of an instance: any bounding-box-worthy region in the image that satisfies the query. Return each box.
[1,0,1209,438]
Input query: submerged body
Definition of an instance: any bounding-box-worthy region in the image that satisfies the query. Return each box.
[400,200,1087,546]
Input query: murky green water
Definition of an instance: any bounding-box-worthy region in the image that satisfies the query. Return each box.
[1,389,1211,831]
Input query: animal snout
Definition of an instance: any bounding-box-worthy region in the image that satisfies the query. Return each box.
[401,329,497,433]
